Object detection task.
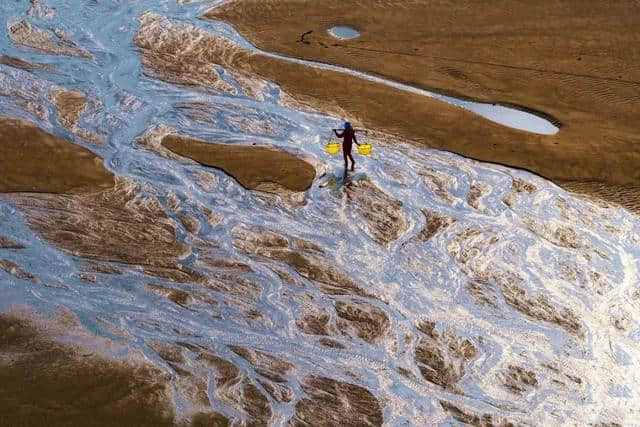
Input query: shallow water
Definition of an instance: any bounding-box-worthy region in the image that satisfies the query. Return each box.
[328,26,360,40]
[0,1,638,425]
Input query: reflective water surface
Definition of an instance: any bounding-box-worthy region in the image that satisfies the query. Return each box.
[328,25,360,40]
[0,1,638,425]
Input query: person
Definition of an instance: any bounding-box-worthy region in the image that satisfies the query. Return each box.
[333,121,360,173]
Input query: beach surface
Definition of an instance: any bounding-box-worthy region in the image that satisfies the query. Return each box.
[206,0,640,211]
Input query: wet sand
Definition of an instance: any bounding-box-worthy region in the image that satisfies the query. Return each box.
[162,134,316,192]
[50,87,87,129]
[9,20,92,59]
[1,3,638,425]
[0,312,178,427]
[0,117,114,193]
[559,181,640,215]
[205,0,640,210]
[1,55,55,72]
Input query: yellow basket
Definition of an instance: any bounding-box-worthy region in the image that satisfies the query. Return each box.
[325,142,341,155]
[357,143,372,156]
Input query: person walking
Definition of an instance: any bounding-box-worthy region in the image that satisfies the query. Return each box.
[333,121,360,175]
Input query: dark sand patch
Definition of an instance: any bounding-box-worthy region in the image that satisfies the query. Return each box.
[144,260,262,303]
[512,178,537,194]
[77,272,97,283]
[4,188,188,266]
[317,337,345,349]
[467,183,491,210]
[189,411,230,427]
[290,375,383,426]
[205,1,640,212]
[344,179,407,245]
[49,87,104,143]
[0,79,48,120]
[335,300,389,344]
[232,226,289,251]
[297,310,333,336]
[0,237,26,249]
[1,55,55,72]
[0,117,114,193]
[146,283,192,306]
[448,230,584,337]
[195,350,273,425]
[232,226,371,297]
[560,181,640,215]
[414,320,477,392]
[148,340,187,364]
[50,87,86,129]
[144,264,207,285]
[440,401,514,427]
[501,280,583,337]
[161,134,315,192]
[523,218,584,250]
[230,346,293,379]
[292,237,325,254]
[0,312,177,427]
[0,259,37,283]
[230,346,295,403]
[179,212,201,234]
[4,184,188,267]
[197,250,253,273]
[467,281,499,308]
[499,365,539,395]
[503,177,538,207]
[269,249,369,297]
[167,362,212,409]
[88,262,122,275]
[419,210,456,241]
[9,20,91,59]
[418,167,456,204]
[134,14,264,99]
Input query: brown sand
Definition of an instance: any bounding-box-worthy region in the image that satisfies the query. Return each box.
[0,116,114,193]
[204,1,640,208]
[440,401,514,427]
[162,134,316,192]
[0,55,55,72]
[4,184,189,267]
[50,87,87,129]
[0,118,188,267]
[0,312,176,427]
[232,225,371,297]
[291,375,383,426]
[0,236,25,249]
[9,20,92,59]
[414,320,477,392]
[195,350,273,424]
[344,179,407,245]
[559,181,640,215]
[335,300,389,344]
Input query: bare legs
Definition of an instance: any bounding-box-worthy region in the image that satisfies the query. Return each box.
[343,150,355,175]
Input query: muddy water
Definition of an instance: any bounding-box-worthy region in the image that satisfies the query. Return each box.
[0,1,639,425]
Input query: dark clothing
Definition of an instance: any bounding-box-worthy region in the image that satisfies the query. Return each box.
[334,128,358,170]
[336,128,357,147]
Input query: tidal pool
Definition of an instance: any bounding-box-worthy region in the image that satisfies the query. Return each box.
[328,26,360,40]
